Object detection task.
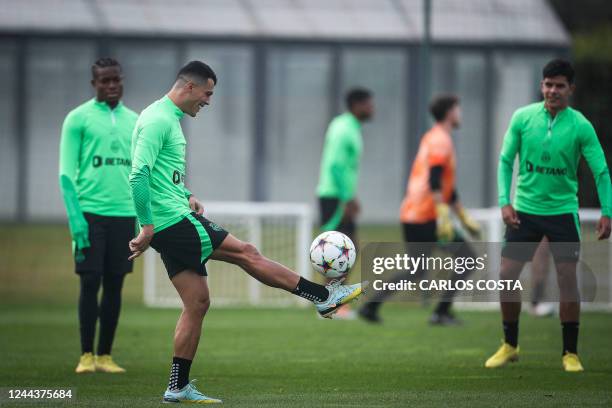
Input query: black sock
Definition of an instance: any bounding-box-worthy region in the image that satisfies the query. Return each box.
[292,277,329,303]
[363,301,381,313]
[97,274,125,355]
[434,301,451,315]
[168,357,192,391]
[79,274,101,354]
[503,321,519,347]
[562,321,579,355]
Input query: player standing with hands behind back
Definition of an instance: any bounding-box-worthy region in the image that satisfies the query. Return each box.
[485,59,611,372]
[59,58,138,374]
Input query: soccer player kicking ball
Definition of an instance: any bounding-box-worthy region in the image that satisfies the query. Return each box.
[59,58,138,374]
[485,59,611,372]
[128,61,366,404]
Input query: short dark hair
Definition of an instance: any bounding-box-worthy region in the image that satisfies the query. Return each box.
[345,88,372,110]
[177,60,217,85]
[542,59,575,84]
[429,94,459,122]
[91,57,121,78]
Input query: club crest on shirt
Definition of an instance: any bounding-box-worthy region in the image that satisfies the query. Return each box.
[541,151,551,163]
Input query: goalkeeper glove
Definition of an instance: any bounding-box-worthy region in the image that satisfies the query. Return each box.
[456,207,481,238]
[436,203,454,242]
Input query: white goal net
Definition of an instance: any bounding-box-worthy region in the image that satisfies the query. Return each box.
[143,202,313,308]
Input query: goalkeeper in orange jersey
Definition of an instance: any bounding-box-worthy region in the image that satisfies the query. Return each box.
[359,94,481,325]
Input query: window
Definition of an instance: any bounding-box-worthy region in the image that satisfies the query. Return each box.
[184,44,254,201]
[340,48,408,221]
[265,48,332,204]
[25,40,95,219]
[0,42,17,218]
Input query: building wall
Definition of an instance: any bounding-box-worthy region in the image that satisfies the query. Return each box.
[0,37,563,222]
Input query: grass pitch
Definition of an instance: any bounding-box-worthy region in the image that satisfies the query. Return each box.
[1,304,612,407]
[1,225,611,407]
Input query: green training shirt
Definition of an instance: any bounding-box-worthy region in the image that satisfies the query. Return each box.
[498,101,611,216]
[59,98,137,216]
[130,96,192,232]
[316,112,363,201]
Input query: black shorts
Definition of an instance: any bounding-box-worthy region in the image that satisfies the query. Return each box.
[76,213,136,276]
[402,221,437,243]
[319,197,356,240]
[402,221,473,257]
[150,212,229,279]
[502,211,581,262]
[402,221,469,243]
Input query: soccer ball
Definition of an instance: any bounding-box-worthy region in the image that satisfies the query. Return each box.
[309,231,356,279]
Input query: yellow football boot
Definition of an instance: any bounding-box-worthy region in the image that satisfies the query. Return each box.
[562,353,584,372]
[75,352,95,374]
[95,355,126,373]
[484,341,519,368]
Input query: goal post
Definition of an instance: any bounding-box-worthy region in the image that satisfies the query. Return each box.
[143,202,313,308]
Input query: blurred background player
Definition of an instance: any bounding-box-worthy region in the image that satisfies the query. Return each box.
[485,59,611,372]
[316,88,374,319]
[58,58,138,374]
[127,61,366,403]
[358,94,481,325]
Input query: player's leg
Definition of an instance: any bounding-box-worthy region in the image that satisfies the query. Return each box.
[210,234,299,290]
[430,232,478,325]
[162,269,221,403]
[95,273,126,373]
[555,261,582,371]
[555,260,580,338]
[484,256,525,368]
[319,197,358,318]
[499,213,544,336]
[95,216,135,373]
[529,237,554,317]
[74,213,106,374]
[76,273,102,373]
[358,221,436,323]
[150,216,222,403]
[171,270,210,375]
[499,256,526,337]
[337,216,357,250]
[486,212,540,368]
[98,273,126,354]
[210,233,365,318]
[548,213,583,371]
[319,197,344,233]
[555,261,580,321]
